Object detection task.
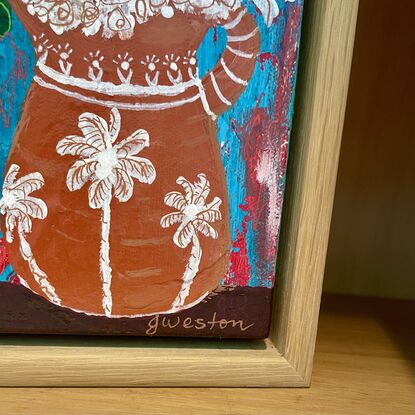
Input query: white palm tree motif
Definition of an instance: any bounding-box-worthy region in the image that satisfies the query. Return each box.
[0,164,60,304]
[56,107,156,317]
[160,173,222,309]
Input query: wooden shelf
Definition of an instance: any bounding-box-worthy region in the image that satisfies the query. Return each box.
[0,294,413,414]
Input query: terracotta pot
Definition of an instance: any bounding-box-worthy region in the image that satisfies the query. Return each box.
[2,0,259,317]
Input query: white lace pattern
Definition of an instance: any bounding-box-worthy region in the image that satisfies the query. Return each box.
[22,0,241,38]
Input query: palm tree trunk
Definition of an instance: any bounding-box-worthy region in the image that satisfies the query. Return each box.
[172,235,202,309]
[17,227,61,305]
[100,195,113,317]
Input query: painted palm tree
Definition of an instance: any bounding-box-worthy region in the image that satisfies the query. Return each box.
[161,173,222,309]
[0,164,60,304]
[56,107,156,317]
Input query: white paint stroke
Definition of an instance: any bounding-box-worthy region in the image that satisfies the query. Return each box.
[209,72,232,106]
[188,69,217,120]
[220,58,248,86]
[222,9,247,30]
[227,28,258,43]
[37,62,196,97]
[34,76,200,111]
[172,235,202,309]
[226,45,254,59]
[100,196,112,317]
[18,227,61,305]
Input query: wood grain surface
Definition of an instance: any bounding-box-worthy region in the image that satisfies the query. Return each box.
[0,294,413,415]
[324,0,415,299]
[271,0,359,385]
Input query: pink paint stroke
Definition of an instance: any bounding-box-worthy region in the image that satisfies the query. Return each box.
[0,34,28,129]
[227,4,302,286]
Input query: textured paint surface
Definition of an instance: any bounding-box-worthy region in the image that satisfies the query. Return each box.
[218,0,302,287]
[0,0,302,291]
[0,7,34,282]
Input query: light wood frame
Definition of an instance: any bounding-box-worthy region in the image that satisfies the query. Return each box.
[0,0,359,387]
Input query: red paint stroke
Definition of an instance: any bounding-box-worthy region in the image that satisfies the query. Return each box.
[0,237,16,282]
[8,274,21,285]
[228,4,302,286]
[0,238,8,275]
[224,205,251,287]
[259,52,278,70]
[213,26,218,43]
[0,34,28,129]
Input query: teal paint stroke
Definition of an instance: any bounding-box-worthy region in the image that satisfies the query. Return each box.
[0,10,35,183]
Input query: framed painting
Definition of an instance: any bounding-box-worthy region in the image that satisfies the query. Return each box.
[0,0,302,338]
[0,0,358,386]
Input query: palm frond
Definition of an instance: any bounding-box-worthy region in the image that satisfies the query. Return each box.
[116,129,149,158]
[205,196,222,211]
[18,214,33,234]
[173,220,195,248]
[113,167,134,203]
[109,107,121,143]
[66,159,98,191]
[194,219,218,239]
[9,209,32,234]
[119,156,156,184]
[164,191,187,212]
[197,208,222,223]
[5,211,17,237]
[56,135,101,158]
[160,212,185,228]
[5,229,14,243]
[12,172,45,196]
[78,112,108,150]
[193,173,210,205]
[3,164,20,189]
[176,176,194,204]
[15,196,47,220]
[88,176,113,209]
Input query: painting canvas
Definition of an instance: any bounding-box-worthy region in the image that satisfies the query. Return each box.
[0,0,302,338]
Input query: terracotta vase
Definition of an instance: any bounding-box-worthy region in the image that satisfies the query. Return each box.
[1,0,260,317]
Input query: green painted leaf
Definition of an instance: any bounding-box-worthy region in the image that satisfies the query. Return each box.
[0,0,11,38]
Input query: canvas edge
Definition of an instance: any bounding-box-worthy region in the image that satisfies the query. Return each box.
[270,0,360,386]
[0,0,359,387]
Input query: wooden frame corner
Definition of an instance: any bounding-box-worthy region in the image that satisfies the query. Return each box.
[0,0,359,387]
